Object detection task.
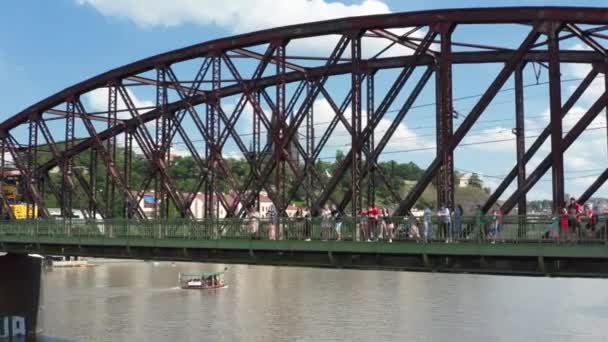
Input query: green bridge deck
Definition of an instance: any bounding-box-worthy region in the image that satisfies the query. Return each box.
[1,217,607,277]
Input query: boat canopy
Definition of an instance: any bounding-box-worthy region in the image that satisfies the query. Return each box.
[179,272,225,277]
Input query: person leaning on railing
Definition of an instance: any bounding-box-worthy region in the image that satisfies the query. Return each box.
[474,205,486,240]
[331,205,343,241]
[295,208,304,240]
[247,206,260,240]
[267,205,277,240]
[423,207,432,242]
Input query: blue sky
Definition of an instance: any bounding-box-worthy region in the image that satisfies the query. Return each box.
[1,0,607,200]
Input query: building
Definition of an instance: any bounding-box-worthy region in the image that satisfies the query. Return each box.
[132,190,300,219]
[458,173,472,188]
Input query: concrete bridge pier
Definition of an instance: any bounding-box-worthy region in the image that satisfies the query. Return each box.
[0,253,41,340]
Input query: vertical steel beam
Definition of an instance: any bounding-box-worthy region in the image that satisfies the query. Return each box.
[515,64,527,238]
[3,133,49,217]
[63,100,75,219]
[350,31,363,217]
[205,54,221,218]
[204,102,213,218]
[238,36,350,215]
[366,70,375,208]
[395,27,541,216]
[336,68,434,213]
[0,141,13,219]
[434,22,455,211]
[306,81,314,213]
[254,91,261,212]
[89,147,98,218]
[155,66,168,218]
[106,83,117,218]
[274,41,287,215]
[27,117,38,218]
[313,31,437,214]
[547,22,565,213]
[501,91,608,213]
[123,130,133,218]
[515,65,527,216]
[482,67,598,213]
[0,141,5,218]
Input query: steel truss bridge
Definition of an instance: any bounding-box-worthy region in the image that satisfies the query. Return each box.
[1,7,608,220]
[1,216,608,277]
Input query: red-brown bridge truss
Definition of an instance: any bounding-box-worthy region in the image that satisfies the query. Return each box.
[2,7,608,219]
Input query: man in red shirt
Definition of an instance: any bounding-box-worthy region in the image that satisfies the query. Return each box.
[368,206,379,240]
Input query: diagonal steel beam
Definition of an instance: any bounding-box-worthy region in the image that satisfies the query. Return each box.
[565,23,607,57]
[578,168,608,204]
[280,85,355,215]
[36,117,104,216]
[336,67,434,213]
[501,91,608,213]
[132,59,212,212]
[117,85,194,218]
[163,67,237,216]
[481,66,599,213]
[258,88,333,213]
[314,30,438,215]
[0,142,15,220]
[231,48,306,72]
[236,35,352,214]
[370,29,438,58]
[2,133,49,217]
[394,26,542,215]
[73,166,107,218]
[72,99,146,219]
[317,85,402,205]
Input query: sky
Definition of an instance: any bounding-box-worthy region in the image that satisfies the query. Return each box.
[0,0,607,201]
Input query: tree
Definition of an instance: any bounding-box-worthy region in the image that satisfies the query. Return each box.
[468,173,483,188]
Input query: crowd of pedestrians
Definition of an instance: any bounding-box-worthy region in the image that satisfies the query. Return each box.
[550,197,600,241]
[243,199,605,243]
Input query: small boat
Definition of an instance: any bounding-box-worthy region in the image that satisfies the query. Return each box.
[178,271,227,290]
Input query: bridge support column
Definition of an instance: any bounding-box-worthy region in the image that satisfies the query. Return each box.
[515,64,527,238]
[434,22,455,212]
[0,253,41,339]
[546,22,565,213]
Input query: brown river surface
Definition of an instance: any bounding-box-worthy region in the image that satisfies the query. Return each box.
[38,260,608,341]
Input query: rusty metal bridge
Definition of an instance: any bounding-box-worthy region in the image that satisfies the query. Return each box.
[1,7,607,221]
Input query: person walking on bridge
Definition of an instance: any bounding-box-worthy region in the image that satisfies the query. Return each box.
[453,204,463,240]
[567,197,583,241]
[267,205,277,241]
[438,206,451,242]
[248,206,260,240]
[423,207,433,242]
[331,205,343,241]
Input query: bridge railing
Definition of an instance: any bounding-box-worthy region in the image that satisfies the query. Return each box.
[0,215,606,245]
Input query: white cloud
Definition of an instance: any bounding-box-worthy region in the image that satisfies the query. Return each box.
[83,87,156,154]
[565,156,594,170]
[295,98,432,160]
[76,0,390,32]
[75,0,428,57]
[565,43,605,102]
[85,87,154,119]
[462,126,515,152]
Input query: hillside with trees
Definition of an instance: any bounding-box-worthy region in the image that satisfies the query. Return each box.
[33,146,490,217]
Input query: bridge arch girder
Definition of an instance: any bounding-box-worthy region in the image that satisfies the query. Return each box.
[2,7,608,219]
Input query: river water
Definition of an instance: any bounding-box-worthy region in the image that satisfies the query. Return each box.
[38,260,608,341]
